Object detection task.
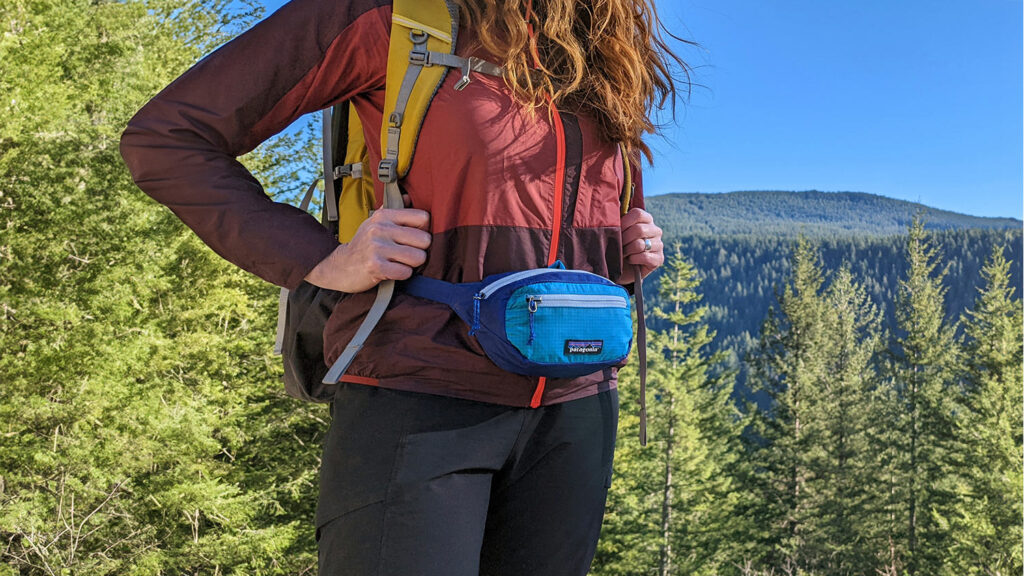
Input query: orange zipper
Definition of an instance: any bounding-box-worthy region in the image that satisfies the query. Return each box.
[530,96,563,409]
[525,0,565,409]
[546,94,566,265]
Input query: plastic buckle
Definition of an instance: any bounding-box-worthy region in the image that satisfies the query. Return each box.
[454,57,476,91]
[333,163,363,180]
[409,49,428,65]
[377,159,397,182]
[409,30,428,43]
[389,112,403,128]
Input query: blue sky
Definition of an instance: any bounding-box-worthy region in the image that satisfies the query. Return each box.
[649,0,1022,219]
[259,0,1023,219]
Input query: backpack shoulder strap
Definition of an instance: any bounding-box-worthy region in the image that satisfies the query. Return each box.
[322,0,463,385]
[619,142,634,216]
[377,0,460,197]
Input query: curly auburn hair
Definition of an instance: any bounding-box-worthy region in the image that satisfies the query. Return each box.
[451,0,694,163]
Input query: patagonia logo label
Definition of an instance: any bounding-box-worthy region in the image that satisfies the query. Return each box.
[565,340,604,355]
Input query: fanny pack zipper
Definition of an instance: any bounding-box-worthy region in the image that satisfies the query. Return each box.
[525,294,628,309]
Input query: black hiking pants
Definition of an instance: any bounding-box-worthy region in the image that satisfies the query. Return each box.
[316,383,619,576]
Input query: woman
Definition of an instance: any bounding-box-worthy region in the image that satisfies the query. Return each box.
[120,0,685,573]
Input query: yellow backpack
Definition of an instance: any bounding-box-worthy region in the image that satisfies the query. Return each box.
[274,0,505,399]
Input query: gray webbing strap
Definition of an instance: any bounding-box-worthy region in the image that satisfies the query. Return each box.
[322,30,431,385]
[633,264,648,446]
[333,162,363,180]
[321,108,339,223]
[420,52,503,90]
[274,177,322,355]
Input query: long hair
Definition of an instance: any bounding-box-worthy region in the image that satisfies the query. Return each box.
[452,0,694,163]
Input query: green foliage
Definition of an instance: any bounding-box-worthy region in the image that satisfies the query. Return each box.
[884,218,962,575]
[641,228,1023,396]
[0,0,324,572]
[594,250,745,576]
[947,245,1024,576]
[744,237,834,570]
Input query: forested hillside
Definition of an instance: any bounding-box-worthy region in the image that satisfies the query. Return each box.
[644,228,1023,363]
[641,193,1022,387]
[597,223,1022,576]
[646,190,1022,237]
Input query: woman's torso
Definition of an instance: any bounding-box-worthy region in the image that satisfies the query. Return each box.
[326,15,633,406]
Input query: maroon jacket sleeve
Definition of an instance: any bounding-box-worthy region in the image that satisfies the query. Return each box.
[120,0,391,290]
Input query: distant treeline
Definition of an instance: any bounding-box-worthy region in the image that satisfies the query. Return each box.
[643,226,1019,356]
[640,229,1023,384]
[646,191,1022,237]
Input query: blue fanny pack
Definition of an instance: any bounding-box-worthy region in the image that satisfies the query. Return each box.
[403,261,633,378]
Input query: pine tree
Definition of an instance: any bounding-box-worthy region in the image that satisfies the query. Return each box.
[743,236,830,571]
[947,244,1023,575]
[808,266,884,575]
[887,218,961,575]
[593,249,743,576]
[0,0,324,572]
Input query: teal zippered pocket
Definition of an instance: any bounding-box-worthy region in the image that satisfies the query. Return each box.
[506,286,632,365]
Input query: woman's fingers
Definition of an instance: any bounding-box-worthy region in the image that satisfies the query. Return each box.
[380,242,428,269]
[618,208,664,285]
[305,208,433,292]
[621,209,661,250]
[381,208,430,231]
[620,208,653,229]
[622,235,664,258]
[624,249,664,269]
[386,222,432,251]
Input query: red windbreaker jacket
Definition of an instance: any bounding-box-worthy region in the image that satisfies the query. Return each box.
[119,0,645,407]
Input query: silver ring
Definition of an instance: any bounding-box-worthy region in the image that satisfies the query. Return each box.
[643,238,652,252]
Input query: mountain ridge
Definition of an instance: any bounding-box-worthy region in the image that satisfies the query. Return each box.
[645,190,1022,238]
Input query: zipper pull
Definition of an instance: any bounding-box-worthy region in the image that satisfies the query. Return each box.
[527,296,541,344]
[470,293,483,336]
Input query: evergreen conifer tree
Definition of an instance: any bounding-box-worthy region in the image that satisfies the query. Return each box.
[0,1,324,572]
[948,244,1023,575]
[887,218,961,575]
[808,266,884,575]
[594,249,742,576]
[744,236,830,571]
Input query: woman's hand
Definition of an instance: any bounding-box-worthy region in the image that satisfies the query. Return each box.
[618,208,664,285]
[304,208,432,293]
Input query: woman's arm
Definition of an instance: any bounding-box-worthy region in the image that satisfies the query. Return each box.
[119,0,390,290]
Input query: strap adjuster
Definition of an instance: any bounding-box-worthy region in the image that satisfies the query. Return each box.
[333,162,363,180]
[454,57,482,91]
[378,159,398,183]
[409,49,428,65]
